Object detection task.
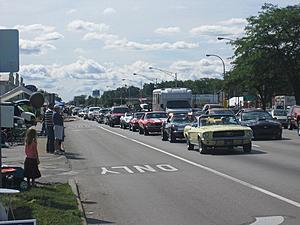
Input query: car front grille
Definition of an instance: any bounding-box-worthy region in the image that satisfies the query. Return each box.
[213,130,245,138]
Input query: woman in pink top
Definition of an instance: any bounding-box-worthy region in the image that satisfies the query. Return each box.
[24,127,41,187]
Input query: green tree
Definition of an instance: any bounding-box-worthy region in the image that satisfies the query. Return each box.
[230,4,300,107]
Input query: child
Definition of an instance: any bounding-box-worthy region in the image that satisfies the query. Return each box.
[24,127,41,187]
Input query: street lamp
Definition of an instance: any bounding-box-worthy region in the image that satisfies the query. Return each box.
[217,37,235,41]
[206,54,227,107]
[205,54,226,78]
[149,66,177,87]
[133,73,157,85]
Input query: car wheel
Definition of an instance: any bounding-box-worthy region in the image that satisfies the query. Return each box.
[162,130,168,141]
[199,139,209,154]
[243,142,252,153]
[132,126,136,132]
[19,180,29,191]
[129,125,132,131]
[288,120,294,130]
[139,127,144,134]
[276,133,282,140]
[298,121,300,136]
[144,128,149,136]
[169,132,176,143]
[186,138,194,150]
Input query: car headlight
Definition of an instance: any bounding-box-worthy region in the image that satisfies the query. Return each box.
[203,132,210,139]
[171,124,178,131]
[245,130,253,138]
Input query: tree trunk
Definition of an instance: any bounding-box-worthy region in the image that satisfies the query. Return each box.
[294,83,300,105]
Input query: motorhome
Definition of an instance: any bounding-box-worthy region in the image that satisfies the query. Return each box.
[152,88,192,114]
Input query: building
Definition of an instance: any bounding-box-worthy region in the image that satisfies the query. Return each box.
[0,72,33,102]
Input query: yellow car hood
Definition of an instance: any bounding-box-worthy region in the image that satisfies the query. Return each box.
[198,125,252,132]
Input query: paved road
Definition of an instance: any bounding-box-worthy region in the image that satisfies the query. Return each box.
[65,119,300,225]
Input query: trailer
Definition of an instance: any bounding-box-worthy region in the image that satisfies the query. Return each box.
[152,88,192,114]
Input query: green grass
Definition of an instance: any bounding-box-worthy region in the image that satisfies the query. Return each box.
[2,183,82,225]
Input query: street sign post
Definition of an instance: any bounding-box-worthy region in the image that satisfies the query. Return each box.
[0,29,20,188]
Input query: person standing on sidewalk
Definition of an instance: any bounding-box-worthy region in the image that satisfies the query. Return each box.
[53,105,64,154]
[24,127,41,187]
[45,104,55,153]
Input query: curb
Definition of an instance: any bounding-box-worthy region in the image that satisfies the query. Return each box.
[68,178,88,225]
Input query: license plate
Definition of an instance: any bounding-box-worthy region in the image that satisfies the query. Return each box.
[224,140,233,145]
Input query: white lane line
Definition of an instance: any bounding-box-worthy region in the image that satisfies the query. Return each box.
[253,144,261,148]
[99,125,300,208]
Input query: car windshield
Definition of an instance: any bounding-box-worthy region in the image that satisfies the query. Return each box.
[112,108,129,113]
[134,113,144,119]
[273,110,287,116]
[172,116,195,124]
[242,111,273,121]
[199,115,239,126]
[166,100,191,109]
[89,107,100,112]
[146,113,167,119]
[209,109,234,115]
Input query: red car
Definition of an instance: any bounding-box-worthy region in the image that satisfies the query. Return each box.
[138,111,167,135]
[129,112,145,132]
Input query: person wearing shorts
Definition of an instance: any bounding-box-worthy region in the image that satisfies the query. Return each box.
[53,105,64,154]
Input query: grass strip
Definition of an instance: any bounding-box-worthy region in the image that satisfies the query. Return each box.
[1,183,82,225]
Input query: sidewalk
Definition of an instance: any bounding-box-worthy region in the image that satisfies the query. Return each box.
[2,132,73,184]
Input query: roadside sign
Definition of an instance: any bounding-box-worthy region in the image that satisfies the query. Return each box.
[0,29,19,72]
[0,104,14,128]
[0,219,36,225]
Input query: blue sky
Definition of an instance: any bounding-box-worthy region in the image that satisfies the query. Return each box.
[0,0,298,101]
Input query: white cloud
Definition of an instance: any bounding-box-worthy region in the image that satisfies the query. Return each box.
[190,25,244,37]
[218,18,247,26]
[104,39,199,50]
[103,8,116,15]
[19,58,231,101]
[74,48,87,54]
[67,20,109,33]
[35,32,64,41]
[66,9,77,14]
[82,32,119,41]
[52,58,106,79]
[170,58,231,80]
[154,27,181,35]
[19,39,56,55]
[14,24,55,33]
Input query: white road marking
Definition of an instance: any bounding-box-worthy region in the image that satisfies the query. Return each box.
[250,216,284,225]
[253,144,261,148]
[99,125,300,208]
[100,164,178,175]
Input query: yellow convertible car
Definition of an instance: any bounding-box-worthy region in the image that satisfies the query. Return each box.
[184,114,253,154]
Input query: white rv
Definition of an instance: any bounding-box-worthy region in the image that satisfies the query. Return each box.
[152,88,192,113]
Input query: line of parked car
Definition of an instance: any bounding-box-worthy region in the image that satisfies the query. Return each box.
[74,104,300,154]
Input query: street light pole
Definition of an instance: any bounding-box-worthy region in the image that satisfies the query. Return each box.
[206,54,226,78]
[133,73,157,85]
[148,67,177,87]
[206,54,226,107]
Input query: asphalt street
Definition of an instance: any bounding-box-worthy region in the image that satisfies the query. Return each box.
[65,119,300,225]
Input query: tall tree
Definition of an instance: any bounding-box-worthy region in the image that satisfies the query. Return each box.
[230,4,300,107]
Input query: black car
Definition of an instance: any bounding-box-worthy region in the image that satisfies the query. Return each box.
[162,114,196,142]
[236,109,282,140]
